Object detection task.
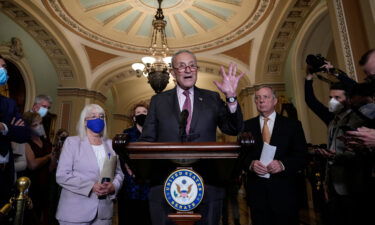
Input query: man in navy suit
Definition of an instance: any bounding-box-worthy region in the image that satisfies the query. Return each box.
[139,50,244,225]
[0,55,30,219]
[242,85,307,225]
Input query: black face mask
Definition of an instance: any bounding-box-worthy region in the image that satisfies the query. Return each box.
[135,114,147,127]
[365,75,375,83]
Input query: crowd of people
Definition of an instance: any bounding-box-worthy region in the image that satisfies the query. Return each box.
[0,47,374,225]
[304,49,375,225]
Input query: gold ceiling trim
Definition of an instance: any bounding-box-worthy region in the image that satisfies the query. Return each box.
[0,0,75,81]
[43,0,275,53]
[264,0,320,77]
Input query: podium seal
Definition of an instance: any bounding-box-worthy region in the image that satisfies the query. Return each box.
[164,168,204,211]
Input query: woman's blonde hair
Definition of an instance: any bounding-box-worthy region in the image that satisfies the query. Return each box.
[76,104,107,139]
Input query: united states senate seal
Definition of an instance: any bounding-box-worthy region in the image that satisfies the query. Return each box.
[164,168,204,211]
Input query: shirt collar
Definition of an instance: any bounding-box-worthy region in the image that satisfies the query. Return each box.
[176,85,194,96]
[260,111,276,121]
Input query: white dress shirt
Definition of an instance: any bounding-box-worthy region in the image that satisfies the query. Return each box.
[92,144,106,173]
[259,111,276,136]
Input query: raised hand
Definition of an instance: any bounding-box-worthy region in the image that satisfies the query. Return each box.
[213,62,244,97]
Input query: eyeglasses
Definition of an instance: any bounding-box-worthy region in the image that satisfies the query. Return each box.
[173,65,199,72]
[86,114,105,120]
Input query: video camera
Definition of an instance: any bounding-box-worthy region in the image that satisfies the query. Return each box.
[306,54,328,73]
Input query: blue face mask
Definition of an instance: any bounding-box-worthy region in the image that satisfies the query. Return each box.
[37,107,48,117]
[0,67,9,85]
[87,118,105,133]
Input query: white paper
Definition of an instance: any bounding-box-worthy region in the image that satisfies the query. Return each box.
[258,142,277,178]
[100,154,117,182]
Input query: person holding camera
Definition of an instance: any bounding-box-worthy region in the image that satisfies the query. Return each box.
[305,56,372,225]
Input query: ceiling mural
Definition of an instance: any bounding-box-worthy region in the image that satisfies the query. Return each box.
[44,0,274,53]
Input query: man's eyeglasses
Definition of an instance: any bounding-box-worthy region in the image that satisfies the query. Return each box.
[173,65,199,73]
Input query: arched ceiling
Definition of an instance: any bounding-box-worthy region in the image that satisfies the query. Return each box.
[44,0,274,53]
[1,0,322,117]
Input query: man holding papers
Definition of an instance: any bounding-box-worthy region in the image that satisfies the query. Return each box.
[242,85,307,225]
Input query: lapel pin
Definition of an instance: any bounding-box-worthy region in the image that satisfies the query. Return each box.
[199,97,203,101]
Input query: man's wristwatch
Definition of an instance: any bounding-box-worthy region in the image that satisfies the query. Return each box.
[226,96,237,103]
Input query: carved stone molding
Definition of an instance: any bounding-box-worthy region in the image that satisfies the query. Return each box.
[57,88,107,103]
[332,0,356,79]
[9,37,24,59]
[265,0,319,76]
[0,0,75,80]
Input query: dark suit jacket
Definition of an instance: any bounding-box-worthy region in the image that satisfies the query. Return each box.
[140,86,243,142]
[139,86,243,185]
[242,114,307,224]
[0,94,30,203]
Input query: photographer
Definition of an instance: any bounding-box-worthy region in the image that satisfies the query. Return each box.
[305,55,374,225]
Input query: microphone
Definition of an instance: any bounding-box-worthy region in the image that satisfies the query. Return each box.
[179,109,189,140]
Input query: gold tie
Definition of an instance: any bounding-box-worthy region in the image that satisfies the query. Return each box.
[262,117,271,143]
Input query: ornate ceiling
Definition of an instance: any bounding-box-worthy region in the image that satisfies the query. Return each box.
[44,0,274,53]
[0,0,322,117]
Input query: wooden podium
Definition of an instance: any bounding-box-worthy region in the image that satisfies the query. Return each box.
[113,134,243,225]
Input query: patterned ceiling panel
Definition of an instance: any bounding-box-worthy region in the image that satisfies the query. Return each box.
[45,0,275,53]
[185,9,216,31]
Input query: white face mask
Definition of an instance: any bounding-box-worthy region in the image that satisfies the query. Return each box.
[37,107,48,117]
[328,98,344,113]
[32,124,45,137]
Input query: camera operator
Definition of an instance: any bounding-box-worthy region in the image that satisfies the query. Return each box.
[304,55,373,225]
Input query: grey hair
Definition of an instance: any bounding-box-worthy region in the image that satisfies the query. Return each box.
[171,50,197,68]
[34,94,53,104]
[76,104,107,140]
[255,85,277,99]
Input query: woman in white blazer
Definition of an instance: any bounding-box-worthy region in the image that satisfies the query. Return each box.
[56,104,124,225]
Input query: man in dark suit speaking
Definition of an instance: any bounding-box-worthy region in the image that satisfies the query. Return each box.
[139,49,244,225]
[242,85,307,225]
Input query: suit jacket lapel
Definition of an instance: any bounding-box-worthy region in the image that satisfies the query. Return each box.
[270,114,281,146]
[253,116,264,151]
[190,86,202,131]
[170,87,180,125]
[82,137,101,176]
